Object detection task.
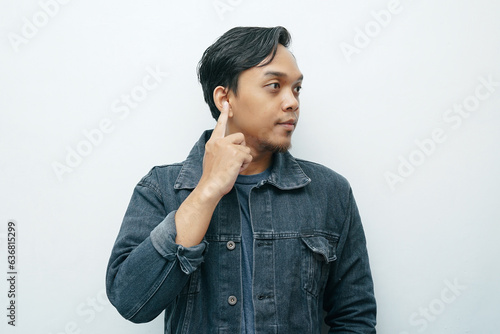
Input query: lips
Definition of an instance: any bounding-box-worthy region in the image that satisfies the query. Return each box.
[277,119,297,130]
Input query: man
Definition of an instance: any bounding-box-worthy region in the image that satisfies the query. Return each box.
[106,26,376,333]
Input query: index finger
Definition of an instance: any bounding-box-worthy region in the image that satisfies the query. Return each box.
[212,101,229,138]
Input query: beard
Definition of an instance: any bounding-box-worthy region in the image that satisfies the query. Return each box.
[246,129,294,154]
[259,138,292,153]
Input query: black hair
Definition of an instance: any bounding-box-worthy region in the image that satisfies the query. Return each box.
[197,26,291,120]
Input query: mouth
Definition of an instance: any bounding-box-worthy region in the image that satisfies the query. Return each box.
[277,118,297,131]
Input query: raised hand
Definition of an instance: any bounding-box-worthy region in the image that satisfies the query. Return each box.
[199,101,253,199]
[174,101,252,247]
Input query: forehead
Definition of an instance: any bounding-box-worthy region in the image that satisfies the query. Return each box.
[241,44,303,82]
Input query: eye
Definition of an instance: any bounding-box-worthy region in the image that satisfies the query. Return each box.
[267,82,280,90]
[294,85,302,93]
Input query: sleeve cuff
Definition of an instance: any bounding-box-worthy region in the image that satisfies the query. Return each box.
[150,211,208,275]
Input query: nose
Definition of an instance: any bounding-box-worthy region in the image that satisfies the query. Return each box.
[282,89,299,112]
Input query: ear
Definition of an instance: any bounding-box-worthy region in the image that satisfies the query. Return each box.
[213,86,233,116]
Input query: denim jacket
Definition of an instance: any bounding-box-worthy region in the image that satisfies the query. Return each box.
[106,130,376,333]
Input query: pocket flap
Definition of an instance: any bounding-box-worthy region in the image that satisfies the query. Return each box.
[301,235,338,263]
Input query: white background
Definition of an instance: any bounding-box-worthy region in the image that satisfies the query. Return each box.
[1,0,499,333]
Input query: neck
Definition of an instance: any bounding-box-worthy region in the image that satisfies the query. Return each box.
[240,149,273,175]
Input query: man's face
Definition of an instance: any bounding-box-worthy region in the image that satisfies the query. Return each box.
[226,44,303,153]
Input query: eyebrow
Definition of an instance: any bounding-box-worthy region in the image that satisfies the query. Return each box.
[263,71,304,82]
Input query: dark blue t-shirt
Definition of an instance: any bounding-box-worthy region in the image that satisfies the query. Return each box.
[234,168,271,334]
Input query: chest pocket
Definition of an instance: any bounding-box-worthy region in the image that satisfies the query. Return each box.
[301,235,338,297]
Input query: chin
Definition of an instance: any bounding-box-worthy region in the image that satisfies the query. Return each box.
[260,140,292,153]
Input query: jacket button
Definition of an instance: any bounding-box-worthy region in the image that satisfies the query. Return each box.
[228,295,237,306]
[226,240,236,250]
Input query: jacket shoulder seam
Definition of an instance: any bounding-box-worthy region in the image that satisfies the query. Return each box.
[137,163,184,199]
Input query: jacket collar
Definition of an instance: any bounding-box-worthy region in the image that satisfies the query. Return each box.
[174,130,311,191]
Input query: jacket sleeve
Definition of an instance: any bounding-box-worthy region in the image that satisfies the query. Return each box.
[323,188,377,333]
[105,169,208,323]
